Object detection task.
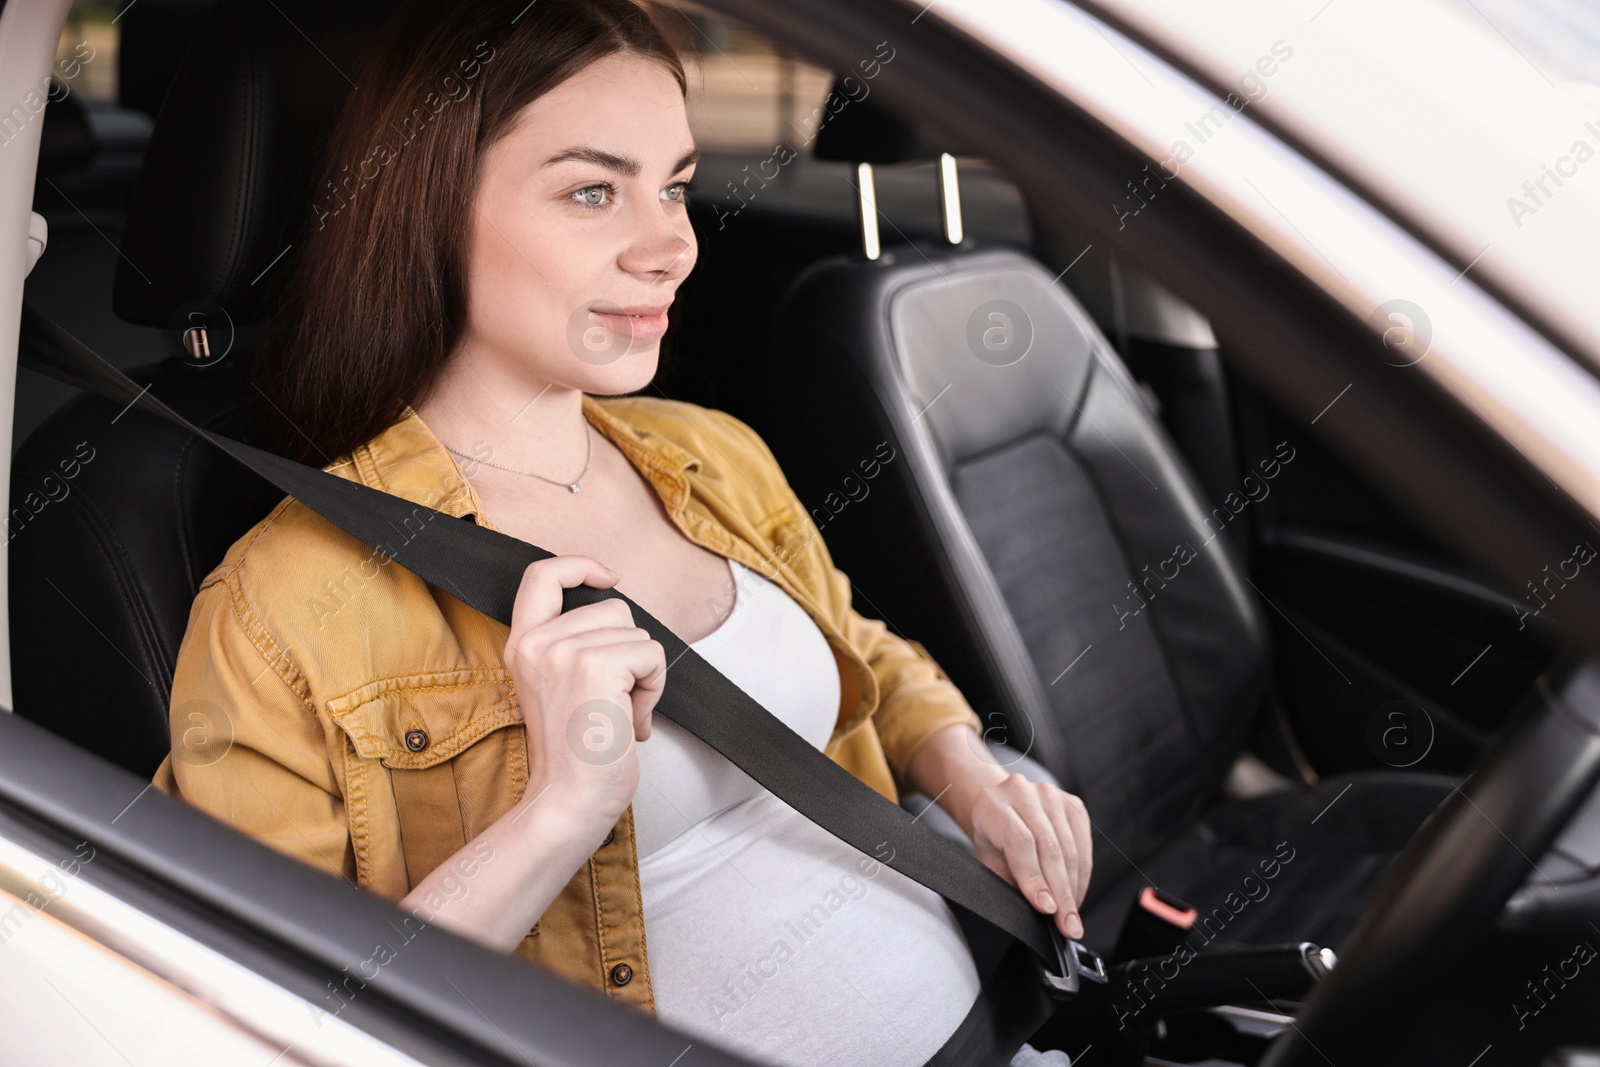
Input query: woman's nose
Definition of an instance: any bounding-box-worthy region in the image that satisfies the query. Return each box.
[621,209,695,281]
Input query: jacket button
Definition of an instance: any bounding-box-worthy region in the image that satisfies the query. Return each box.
[404,729,429,752]
[610,963,633,986]
[602,828,616,847]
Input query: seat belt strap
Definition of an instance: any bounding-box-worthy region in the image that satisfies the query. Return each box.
[16,306,1094,1039]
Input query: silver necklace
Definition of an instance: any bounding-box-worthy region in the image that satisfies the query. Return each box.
[442,418,594,493]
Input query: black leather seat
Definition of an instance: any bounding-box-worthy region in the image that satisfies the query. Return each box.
[11,0,396,775]
[759,101,1459,953]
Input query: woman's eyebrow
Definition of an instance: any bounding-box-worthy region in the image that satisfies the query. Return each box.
[542,146,700,177]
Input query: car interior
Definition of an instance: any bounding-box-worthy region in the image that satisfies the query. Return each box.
[8,0,1600,1064]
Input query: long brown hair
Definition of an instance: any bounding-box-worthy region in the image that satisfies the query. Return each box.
[254,0,688,466]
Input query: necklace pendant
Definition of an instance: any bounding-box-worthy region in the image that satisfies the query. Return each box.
[569,483,581,493]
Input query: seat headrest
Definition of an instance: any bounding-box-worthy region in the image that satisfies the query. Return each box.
[811,76,955,165]
[113,0,398,328]
[116,0,216,119]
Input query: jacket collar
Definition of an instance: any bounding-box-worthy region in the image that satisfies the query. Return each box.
[342,395,705,526]
[340,396,877,745]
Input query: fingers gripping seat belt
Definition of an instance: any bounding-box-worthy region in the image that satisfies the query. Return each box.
[18,307,1104,1065]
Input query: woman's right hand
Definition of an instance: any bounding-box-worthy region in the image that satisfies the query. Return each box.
[403,556,664,953]
[504,555,666,825]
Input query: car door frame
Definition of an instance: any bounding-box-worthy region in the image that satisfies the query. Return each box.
[3,0,1600,1062]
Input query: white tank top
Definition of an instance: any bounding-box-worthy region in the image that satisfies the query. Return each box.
[632,557,980,1067]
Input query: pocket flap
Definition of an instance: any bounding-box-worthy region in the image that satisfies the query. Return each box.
[326,668,520,768]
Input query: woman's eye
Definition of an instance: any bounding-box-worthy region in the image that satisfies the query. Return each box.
[572,182,616,210]
[664,179,697,204]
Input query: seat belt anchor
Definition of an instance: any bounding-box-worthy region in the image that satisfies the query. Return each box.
[1041,925,1108,1000]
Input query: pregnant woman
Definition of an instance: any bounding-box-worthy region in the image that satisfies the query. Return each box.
[151,1,1092,1064]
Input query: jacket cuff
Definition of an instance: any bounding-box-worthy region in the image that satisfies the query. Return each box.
[872,638,985,796]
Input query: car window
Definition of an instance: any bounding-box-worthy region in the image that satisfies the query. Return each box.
[664,0,1031,243]
[55,1,118,104]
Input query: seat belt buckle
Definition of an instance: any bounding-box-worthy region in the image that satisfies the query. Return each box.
[1111,885,1198,962]
[1041,924,1108,1000]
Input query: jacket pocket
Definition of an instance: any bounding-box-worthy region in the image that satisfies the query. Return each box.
[326,668,526,892]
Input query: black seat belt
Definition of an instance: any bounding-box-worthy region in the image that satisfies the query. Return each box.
[16,306,1105,1064]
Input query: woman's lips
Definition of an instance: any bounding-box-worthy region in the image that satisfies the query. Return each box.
[590,308,670,340]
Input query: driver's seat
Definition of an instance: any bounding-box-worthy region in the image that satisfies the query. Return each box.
[9,0,399,773]
[757,93,1460,953]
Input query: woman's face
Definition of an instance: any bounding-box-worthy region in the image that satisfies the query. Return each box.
[456,51,697,397]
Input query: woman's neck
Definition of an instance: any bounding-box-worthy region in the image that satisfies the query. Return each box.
[413,351,592,480]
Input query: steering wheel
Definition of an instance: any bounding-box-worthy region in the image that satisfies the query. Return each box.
[1261,657,1600,1066]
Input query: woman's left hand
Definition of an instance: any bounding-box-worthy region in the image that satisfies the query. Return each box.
[968,774,1093,940]
[902,723,1094,940]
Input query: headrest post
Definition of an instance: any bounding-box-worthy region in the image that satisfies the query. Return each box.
[182,325,213,361]
[857,163,883,262]
[938,153,964,245]
[857,162,882,261]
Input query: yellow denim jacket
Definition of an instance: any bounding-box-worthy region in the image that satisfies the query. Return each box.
[150,392,983,1014]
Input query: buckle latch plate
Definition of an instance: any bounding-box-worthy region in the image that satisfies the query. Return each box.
[1041,926,1108,1000]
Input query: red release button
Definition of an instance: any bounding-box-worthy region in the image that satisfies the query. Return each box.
[1139,885,1198,928]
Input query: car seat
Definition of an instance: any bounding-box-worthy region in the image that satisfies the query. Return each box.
[10,0,395,774]
[757,89,1460,953]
